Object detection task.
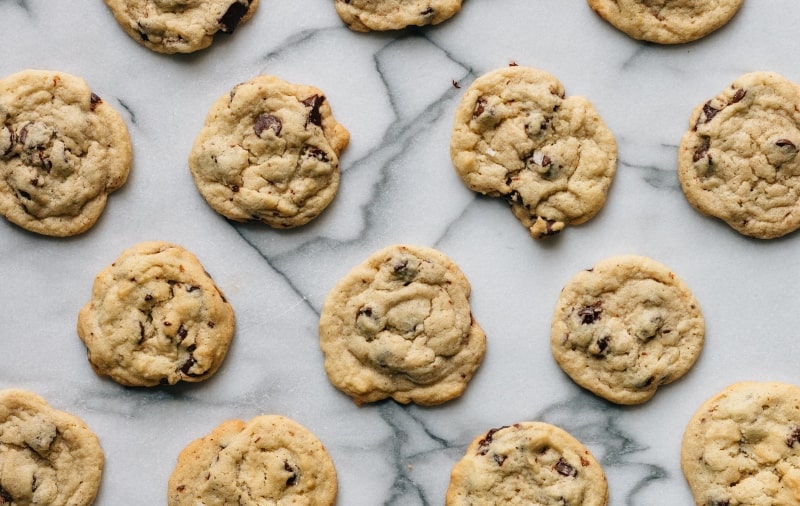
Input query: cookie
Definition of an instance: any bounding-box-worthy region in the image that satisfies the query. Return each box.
[189,75,350,228]
[682,381,800,506]
[168,415,337,505]
[450,65,617,239]
[77,241,235,387]
[334,0,462,32]
[0,389,104,506]
[445,422,608,505]
[0,69,132,237]
[318,244,486,406]
[587,0,744,44]
[678,71,800,239]
[550,255,704,405]
[103,0,258,54]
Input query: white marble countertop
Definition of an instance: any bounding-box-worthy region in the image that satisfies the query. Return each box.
[2,1,799,504]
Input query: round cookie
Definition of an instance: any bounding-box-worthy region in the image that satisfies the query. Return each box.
[682,382,800,506]
[587,0,744,44]
[103,0,258,54]
[450,65,617,239]
[318,244,486,406]
[678,71,800,239]
[0,389,104,506]
[445,422,608,506]
[0,69,132,237]
[334,0,462,32]
[168,415,337,506]
[550,255,704,405]
[77,241,235,387]
[189,75,350,228]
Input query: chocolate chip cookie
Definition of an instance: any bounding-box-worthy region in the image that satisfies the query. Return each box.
[678,71,800,239]
[189,75,350,228]
[318,244,486,406]
[334,0,462,31]
[682,382,800,506]
[168,415,337,505]
[446,422,608,506]
[550,255,704,405]
[0,69,132,237]
[450,65,617,239]
[0,389,104,506]
[77,241,235,387]
[588,0,744,44]
[104,0,258,54]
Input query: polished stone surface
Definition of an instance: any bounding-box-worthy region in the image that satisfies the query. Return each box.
[1,1,798,504]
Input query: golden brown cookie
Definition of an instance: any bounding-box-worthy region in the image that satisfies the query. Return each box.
[334,0,462,32]
[77,241,235,387]
[318,244,486,406]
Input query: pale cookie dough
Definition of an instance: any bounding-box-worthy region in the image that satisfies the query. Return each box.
[189,75,350,228]
[446,422,608,506]
[334,0,462,32]
[450,65,617,239]
[678,71,800,239]
[168,415,337,506]
[104,0,258,54]
[550,255,704,405]
[0,389,104,506]
[682,382,800,506]
[0,69,132,237]
[318,244,486,406]
[77,241,235,387]
[588,0,744,44]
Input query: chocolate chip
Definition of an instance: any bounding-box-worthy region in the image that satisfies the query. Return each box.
[138,321,145,344]
[493,454,506,466]
[473,97,487,118]
[710,501,730,506]
[477,426,508,455]
[786,428,800,447]
[578,302,602,324]
[18,190,31,200]
[231,184,240,193]
[730,88,747,104]
[503,190,523,205]
[303,146,329,163]
[776,139,797,150]
[693,137,710,163]
[284,460,298,486]
[302,94,325,127]
[254,113,282,136]
[218,1,249,33]
[554,458,577,477]
[358,307,373,318]
[186,285,200,292]
[596,336,610,353]
[90,93,102,111]
[177,325,188,342]
[700,101,720,124]
[181,355,198,375]
[420,6,434,15]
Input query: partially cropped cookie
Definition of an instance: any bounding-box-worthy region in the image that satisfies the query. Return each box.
[77,241,235,387]
[588,0,743,44]
[446,422,608,505]
[168,415,337,505]
[104,0,258,54]
[679,71,800,239]
[334,0,462,32]
[550,255,704,405]
[451,65,617,239]
[0,69,131,237]
[682,382,800,506]
[0,389,104,506]
[318,244,486,406]
[189,75,349,228]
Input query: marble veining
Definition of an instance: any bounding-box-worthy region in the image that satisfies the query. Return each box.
[1,1,799,505]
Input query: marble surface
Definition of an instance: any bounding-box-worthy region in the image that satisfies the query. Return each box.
[1,1,799,504]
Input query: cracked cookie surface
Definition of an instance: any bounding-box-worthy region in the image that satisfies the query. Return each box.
[104,0,258,53]
[550,255,704,405]
[168,415,337,506]
[189,75,349,228]
[0,69,131,237]
[450,66,617,239]
[588,0,743,44]
[77,241,235,387]
[678,71,800,239]
[0,389,104,506]
[334,0,462,31]
[682,382,800,506]
[446,422,608,506]
[318,244,486,406]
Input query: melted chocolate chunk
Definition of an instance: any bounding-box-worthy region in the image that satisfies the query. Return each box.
[596,336,610,353]
[138,321,146,344]
[493,454,506,466]
[358,307,373,318]
[730,88,747,104]
[473,97,487,118]
[694,137,711,163]
[284,460,298,486]
[18,190,31,200]
[177,325,189,342]
[218,1,249,33]
[786,427,800,447]
[302,95,325,127]
[477,426,508,455]
[554,458,578,477]
[578,302,602,324]
[90,93,102,111]
[303,146,329,163]
[701,102,720,124]
[254,113,282,136]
